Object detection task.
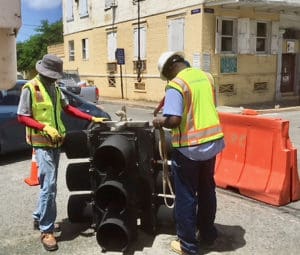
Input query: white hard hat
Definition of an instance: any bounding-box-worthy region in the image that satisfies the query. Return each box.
[157,51,185,80]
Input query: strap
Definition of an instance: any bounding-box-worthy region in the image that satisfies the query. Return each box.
[159,127,175,209]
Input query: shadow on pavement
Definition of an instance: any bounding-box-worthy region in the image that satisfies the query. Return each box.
[56,218,93,242]
[55,213,245,254]
[200,223,246,254]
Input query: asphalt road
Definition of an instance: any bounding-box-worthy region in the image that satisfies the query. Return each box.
[0,102,300,255]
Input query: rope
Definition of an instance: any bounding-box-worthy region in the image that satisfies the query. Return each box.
[159,127,175,209]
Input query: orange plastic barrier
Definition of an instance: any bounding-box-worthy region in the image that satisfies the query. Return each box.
[24,149,40,186]
[215,112,300,206]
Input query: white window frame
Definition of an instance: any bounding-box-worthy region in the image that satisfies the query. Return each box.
[215,17,237,54]
[79,0,89,18]
[82,38,89,60]
[255,21,270,54]
[107,31,117,62]
[219,17,278,55]
[68,40,75,61]
[168,17,185,52]
[66,0,74,22]
[251,20,279,55]
[134,26,147,60]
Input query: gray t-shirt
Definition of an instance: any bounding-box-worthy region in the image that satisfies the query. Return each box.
[17,85,68,116]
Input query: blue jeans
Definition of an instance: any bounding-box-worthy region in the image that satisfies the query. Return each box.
[171,149,217,255]
[33,148,60,233]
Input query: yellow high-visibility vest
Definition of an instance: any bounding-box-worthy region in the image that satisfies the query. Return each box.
[24,77,66,148]
[166,68,223,147]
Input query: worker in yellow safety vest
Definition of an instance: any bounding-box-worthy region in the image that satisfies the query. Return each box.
[17,54,106,252]
[153,51,225,255]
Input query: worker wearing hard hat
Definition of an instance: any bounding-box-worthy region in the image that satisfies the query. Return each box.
[153,51,225,255]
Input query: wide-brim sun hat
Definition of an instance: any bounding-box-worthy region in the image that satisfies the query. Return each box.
[157,51,185,80]
[36,54,63,79]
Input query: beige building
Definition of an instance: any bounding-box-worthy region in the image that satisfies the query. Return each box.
[61,0,300,106]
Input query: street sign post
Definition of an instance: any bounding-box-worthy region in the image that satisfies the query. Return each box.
[115,48,125,99]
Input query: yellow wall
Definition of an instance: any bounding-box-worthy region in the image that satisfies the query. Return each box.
[47,43,65,60]
[209,7,279,106]
[61,5,281,106]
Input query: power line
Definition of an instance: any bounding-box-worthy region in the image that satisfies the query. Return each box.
[22,24,41,27]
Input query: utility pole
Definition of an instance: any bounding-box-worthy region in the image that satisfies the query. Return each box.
[133,0,144,82]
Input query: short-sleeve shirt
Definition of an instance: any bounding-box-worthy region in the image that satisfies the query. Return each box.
[163,88,225,161]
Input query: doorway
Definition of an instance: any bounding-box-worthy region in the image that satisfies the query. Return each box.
[280,53,296,93]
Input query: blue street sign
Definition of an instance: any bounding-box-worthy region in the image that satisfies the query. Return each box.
[115,48,125,65]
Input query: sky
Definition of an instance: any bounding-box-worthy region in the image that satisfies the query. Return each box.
[17,0,62,42]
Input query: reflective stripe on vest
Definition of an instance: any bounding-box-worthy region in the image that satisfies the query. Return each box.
[26,133,54,146]
[24,78,66,148]
[167,68,224,147]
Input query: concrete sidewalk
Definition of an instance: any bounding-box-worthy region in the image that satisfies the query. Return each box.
[100,96,300,114]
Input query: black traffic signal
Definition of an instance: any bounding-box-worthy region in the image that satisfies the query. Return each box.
[64,121,174,252]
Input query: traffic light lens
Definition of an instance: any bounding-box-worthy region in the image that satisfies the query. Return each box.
[96,217,129,252]
[66,162,91,191]
[93,135,134,174]
[95,180,127,213]
[94,147,125,174]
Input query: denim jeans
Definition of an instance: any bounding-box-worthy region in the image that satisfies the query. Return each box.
[33,148,60,233]
[171,149,217,255]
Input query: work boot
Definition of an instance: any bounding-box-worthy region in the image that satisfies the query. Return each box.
[41,233,58,251]
[170,240,188,255]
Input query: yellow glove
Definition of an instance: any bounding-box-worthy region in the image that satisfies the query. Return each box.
[92,117,107,123]
[43,125,62,143]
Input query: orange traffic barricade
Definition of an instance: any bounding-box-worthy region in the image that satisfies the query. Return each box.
[215,111,300,206]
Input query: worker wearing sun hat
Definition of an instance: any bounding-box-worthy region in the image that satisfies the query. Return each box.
[17,54,107,251]
[153,51,225,255]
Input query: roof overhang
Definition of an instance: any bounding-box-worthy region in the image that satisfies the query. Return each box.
[204,0,300,13]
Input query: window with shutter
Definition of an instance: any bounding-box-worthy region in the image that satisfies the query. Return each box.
[215,17,221,54]
[271,21,279,54]
[107,31,117,62]
[66,0,74,21]
[237,18,250,54]
[82,38,89,60]
[168,18,185,52]
[79,0,88,18]
[256,22,268,53]
[215,17,237,54]
[68,40,75,61]
[134,26,147,60]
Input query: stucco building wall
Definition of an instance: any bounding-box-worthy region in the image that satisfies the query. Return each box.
[60,0,300,106]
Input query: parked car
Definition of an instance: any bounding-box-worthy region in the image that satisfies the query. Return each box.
[57,71,99,104]
[0,80,111,155]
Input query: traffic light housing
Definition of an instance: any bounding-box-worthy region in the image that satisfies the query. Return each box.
[64,121,173,252]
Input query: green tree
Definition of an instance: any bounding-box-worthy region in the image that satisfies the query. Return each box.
[17,20,63,74]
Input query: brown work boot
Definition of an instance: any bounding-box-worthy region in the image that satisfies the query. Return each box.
[170,240,188,255]
[41,233,58,251]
